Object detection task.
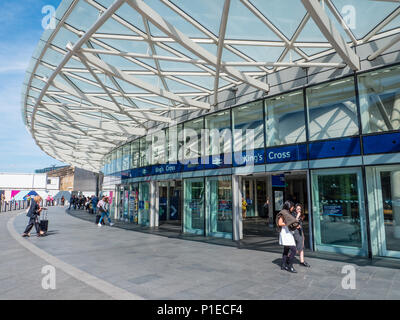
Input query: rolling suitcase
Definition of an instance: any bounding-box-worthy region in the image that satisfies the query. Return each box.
[39,209,49,234]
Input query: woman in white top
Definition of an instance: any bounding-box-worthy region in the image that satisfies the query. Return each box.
[277,200,298,273]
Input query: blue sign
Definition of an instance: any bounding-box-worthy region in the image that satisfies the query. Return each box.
[165,163,182,174]
[182,158,204,172]
[233,148,266,167]
[121,170,130,180]
[203,154,233,170]
[323,205,343,216]
[139,200,144,210]
[363,132,400,155]
[309,137,361,159]
[272,174,285,187]
[151,164,166,175]
[266,144,307,163]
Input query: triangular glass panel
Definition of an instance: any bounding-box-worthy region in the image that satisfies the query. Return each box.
[66,0,102,32]
[231,45,284,63]
[225,0,282,41]
[249,0,307,40]
[114,2,146,34]
[51,27,80,51]
[170,0,225,36]
[300,47,330,57]
[144,0,206,37]
[296,17,328,42]
[165,78,204,94]
[382,14,400,35]
[97,15,138,36]
[331,0,399,39]
[113,77,151,94]
[98,52,150,71]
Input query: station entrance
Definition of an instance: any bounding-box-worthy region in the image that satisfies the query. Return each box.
[241,171,310,250]
[157,180,182,233]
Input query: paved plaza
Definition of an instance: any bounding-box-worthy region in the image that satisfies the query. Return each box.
[1,207,400,300]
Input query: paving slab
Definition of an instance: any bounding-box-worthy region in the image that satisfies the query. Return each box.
[1,206,399,300]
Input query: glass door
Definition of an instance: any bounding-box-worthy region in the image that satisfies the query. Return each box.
[169,180,182,222]
[243,179,255,218]
[159,182,168,223]
[138,182,150,226]
[123,186,129,222]
[118,185,124,221]
[129,184,139,224]
[311,167,368,256]
[206,176,233,239]
[256,179,268,218]
[183,178,205,235]
[366,165,400,258]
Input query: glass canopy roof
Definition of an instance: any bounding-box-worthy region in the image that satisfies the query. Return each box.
[22,0,400,172]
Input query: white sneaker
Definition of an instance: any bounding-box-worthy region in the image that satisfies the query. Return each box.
[110,222,114,226]
[97,223,102,227]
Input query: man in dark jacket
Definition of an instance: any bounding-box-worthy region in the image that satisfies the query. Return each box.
[22,196,45,237]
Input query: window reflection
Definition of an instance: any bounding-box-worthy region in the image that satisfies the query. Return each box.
[232,100,264,151]
[358,65,400,134]
[307,77,359,140]
[265,90,306,146]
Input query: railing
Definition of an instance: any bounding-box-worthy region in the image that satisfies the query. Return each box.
[0,200,29,213]
[0,199,69,213]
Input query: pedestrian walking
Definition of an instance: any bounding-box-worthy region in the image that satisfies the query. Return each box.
[68,195,74,210]
[276,200,299,273]
[97,196,114,227]
[292,203,310,268]
[242,197,247,219]
[92,195,99,215]
[22,196,45,237]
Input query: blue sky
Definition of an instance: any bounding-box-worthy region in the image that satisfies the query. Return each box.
[0,0,66,173]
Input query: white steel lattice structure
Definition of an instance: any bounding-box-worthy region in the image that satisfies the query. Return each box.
[22,0,400,172]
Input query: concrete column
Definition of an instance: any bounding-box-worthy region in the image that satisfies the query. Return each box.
[232,175,243,241]
[391,171,400,238]
[149,180,158,228]
[267,175,274,227]
[167,182,170,221]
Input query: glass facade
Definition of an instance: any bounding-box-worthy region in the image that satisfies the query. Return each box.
[307,77,359,141]
[152,130,166,165]
[102,64,400,258]
[359,65,400,134]
[232,100,264,151]
[265,90,306,146]
[205,110,231,156]
[139,137,150,167]
[130,140,140,169]
[122,144,130,171]
[105,68,400,171]
[116,147,122,173]
[183,118,203,161]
